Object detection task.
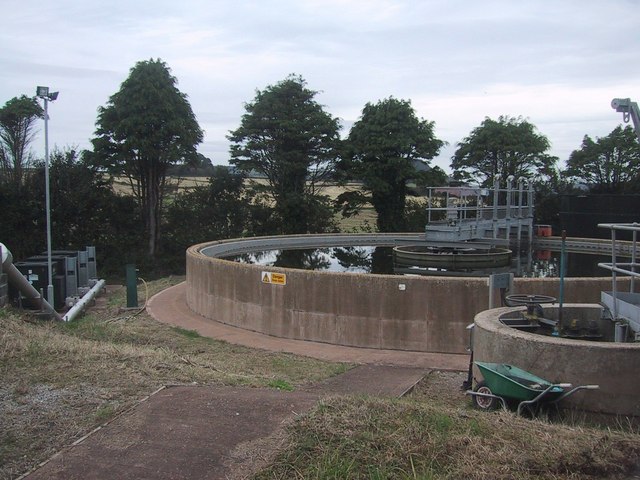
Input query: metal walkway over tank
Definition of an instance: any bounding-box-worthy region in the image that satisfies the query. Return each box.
[424,175,534,245]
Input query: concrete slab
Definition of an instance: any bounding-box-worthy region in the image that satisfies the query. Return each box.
[305,364,425,398]
[24,386,318,480]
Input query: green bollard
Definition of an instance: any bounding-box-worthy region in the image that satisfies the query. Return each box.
[125,264,138,308]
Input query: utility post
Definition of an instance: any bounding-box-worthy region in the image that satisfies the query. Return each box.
[36,86,59,307]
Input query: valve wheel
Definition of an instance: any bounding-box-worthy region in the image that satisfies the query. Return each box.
[505,294,557,307]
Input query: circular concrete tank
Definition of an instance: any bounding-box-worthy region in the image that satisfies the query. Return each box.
[186,234,629,356]
[473,305,640,416]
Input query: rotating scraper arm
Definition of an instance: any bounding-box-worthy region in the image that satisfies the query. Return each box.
[611,98,640,142]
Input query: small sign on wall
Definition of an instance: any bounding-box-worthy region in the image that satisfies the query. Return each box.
[262,271,287,286]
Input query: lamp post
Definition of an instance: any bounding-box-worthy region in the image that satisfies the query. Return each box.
[36,86,59,308]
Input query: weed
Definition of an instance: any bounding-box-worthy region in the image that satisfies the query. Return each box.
[94,403,117,424]
[268,379,294,391]
[172,326,203,339]
[426,411,453,434]
[25,339,44,362]
[467,417,486,436]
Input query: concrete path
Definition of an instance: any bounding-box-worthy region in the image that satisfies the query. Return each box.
[24,365,427,480]
[146,282,469,370]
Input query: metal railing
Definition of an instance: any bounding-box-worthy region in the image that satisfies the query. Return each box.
[424,175,534,242]
[598,223,640,334]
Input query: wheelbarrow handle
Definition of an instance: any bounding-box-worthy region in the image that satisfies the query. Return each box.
[550,384,601,404]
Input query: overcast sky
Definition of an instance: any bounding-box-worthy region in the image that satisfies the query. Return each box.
[2,0,639,173]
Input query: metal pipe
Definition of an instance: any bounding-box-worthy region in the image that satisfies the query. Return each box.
[631,226,637,292]
[62,279,106,322]
[611,228,618,320]
[493,175,501,238]
[505,175,514,219]
[517,177,525,219]
[558,230,567,328]
[1,243,61,320]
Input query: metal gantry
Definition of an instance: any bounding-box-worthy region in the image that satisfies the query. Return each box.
[424,175,534,245]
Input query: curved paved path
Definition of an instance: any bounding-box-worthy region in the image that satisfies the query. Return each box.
[146,282,468,370]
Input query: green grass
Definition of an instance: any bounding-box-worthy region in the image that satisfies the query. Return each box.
[171,326,204,339]
[267,379,294,391]
[93,403,117,424]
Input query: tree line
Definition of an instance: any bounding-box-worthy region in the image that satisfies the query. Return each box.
[1,59,639,276]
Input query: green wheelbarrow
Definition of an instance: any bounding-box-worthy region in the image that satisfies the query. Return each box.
[466,361,599,416]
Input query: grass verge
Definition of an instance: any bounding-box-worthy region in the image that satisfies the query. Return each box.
[255,371,640,480]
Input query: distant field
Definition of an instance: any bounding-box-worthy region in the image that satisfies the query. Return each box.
[113,176,363,199]
[112,176,378,232]
[111,175,211,195]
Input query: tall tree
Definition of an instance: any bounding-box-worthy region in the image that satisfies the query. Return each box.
[228,75,340,234]
[565,125,640,193]
[90,59,203,257]
[0,95,43,190]
[451,116,557,186]
[344,97,444,232]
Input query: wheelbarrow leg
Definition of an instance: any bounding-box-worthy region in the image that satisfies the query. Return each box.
[516,384,571,416]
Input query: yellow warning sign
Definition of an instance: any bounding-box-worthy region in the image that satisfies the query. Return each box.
[261,271,287,285]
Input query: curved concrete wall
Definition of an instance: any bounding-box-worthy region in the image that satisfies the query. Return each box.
[473,305,640,416]
[186,235,631,355]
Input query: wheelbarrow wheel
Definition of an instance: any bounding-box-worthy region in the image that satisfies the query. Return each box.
[472,381,498,410]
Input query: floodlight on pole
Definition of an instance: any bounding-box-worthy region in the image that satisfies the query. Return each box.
[36,86,59,309]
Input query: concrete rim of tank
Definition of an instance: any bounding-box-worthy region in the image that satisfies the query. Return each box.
[474,305,640,350]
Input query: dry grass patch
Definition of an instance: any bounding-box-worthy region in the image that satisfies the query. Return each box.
[256,371,640,480]
[0,279,348,479]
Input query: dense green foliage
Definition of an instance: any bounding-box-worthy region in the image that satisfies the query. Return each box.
[163,166,251,257]
[565,125,640,193]
[90,59,203,257]
[0,148,142,272]
[0,95,43,190]
[229,75,340,234]
[452,116,557,186]
[343,98,445,232]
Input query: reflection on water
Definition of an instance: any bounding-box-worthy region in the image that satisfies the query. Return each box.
[223,246,617,278]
